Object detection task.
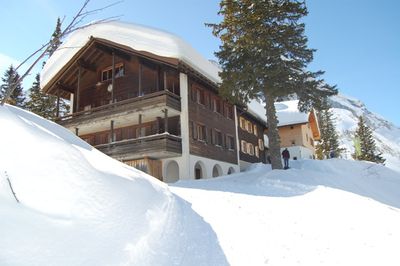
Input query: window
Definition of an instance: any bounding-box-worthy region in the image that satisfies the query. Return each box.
[253,124,258,136]
[164,69,180,95]
[196,88,205,105]
[246,121,253,133]
[213,98,222,113]
[255,147,260,158]
[258,139,264,151]
[291,140,296,145]
[226,105,234,119]
[247,143,254,156]
[197,124,206,141]
[227,135,235,150]
[191,87,197,102]
[215,130,223,146]
[240,117,246,130]
[101,63,124,82]
[241,140,247,153]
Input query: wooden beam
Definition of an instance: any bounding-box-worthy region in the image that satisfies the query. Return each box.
[56,82,74,93]
[110,120,115,142]
[77,58,96,72]
[163,108,168,133]
[138,114,142,137]
[111,51,115,103]
[76,66,81,112]
[56,89,60,118]
[95,43,131,61]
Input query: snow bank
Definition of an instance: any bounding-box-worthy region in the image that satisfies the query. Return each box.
[0,104,227,266]
[173,159,400,266]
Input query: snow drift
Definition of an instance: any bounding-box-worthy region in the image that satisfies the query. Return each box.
[0,104,227,265]
[1,104,400,266]
[173,160,400,265]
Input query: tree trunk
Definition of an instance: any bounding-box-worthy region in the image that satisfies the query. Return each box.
[264,91,283,169]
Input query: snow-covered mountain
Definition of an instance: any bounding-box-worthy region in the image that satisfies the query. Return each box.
[329,94,400,172]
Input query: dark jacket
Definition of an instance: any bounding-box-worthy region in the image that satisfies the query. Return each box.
[282,149,290,159]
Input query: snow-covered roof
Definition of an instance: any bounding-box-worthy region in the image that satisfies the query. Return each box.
[247,100,268,124]
[41,21,221,89]
[275,100,309,127]
[247,99,310,127]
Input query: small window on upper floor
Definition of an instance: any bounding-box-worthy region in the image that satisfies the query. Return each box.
[101,63,124,82]
[213,97,222,114]
[253,124,258,136]
[240,117,246,130]
[197,88,205,105]
[226,105,234,119]
[246,121,253,133]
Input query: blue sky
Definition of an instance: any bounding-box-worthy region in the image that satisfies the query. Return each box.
[1,0,399,126]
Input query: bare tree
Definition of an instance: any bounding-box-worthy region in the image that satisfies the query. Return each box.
[0,0,121,106]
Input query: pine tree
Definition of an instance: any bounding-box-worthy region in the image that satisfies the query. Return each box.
[207,0,337,169]
[48,17,62,57]
[353,116,385,164]
[25,74,58,119]
[315,97,343,159]
[0,65,25,107]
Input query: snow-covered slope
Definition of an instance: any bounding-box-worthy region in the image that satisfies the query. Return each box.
[1,104,400,266]
[329,94,400,172]
[173,160,400,266]
[0,104,227,266]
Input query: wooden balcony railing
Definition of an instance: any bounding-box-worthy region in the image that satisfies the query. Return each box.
[95,133,182,159]
[56,90,181,123]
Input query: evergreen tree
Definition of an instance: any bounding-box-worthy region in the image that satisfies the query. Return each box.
[315,97,343,159]
[353,116,385,164]
[0,65,25,107]
[48,17,62,57]
[25,74,58,119]
[207,0,337,169]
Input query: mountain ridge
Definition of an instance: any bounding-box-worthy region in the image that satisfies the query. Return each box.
[329,94,400,172]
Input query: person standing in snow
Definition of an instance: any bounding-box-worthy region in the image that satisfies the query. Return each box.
[282,148,290,169]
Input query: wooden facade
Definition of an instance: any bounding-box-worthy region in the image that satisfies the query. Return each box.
[237,111,267,164]
[188,79,237,164]
[43,36,269,180]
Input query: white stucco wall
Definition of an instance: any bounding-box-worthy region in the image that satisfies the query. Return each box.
[281,146,314,161]
[188,154,240,179]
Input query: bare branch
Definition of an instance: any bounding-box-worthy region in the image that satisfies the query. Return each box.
[3,172,19,203]
[0,0,122,106]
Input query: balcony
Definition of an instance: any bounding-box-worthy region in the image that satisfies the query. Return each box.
[57,90,181,135]
[95,133,182,160]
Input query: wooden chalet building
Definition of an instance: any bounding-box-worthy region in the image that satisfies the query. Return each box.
[275,100,320,160]
[41,22,266,182]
